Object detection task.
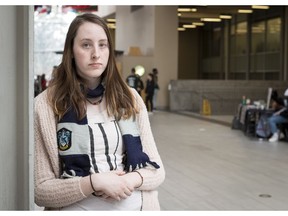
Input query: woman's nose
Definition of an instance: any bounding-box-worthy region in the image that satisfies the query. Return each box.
[91,54,100,60]
[91,47,100,59]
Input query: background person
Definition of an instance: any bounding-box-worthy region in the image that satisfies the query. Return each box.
[126,67,139,90]
[41,73,47,91]
[136,74,144,96]
[152,68,159,110]
[268,90,288,142]
[145,73,155,114]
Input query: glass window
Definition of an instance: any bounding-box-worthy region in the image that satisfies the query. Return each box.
[203,23,222,58]
[229,20,248,76]
[230,21,248,53]
[251,21,265,53]
[235,22,248,55]
[250,17,281,79]
[267,18,281,52]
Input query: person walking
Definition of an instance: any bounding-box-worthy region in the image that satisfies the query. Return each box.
[145,73,155,114]
[152,68,159,110]
[34,13,165,211]
[136,74,144,96]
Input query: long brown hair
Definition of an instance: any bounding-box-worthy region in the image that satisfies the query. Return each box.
[48,13,138,121]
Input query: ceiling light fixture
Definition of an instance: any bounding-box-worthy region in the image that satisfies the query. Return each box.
[183,24,196,28]
[107,23,116,29]
[252,5,269,9]
[193,22,204,26]
[201,18,221,22]
[106,18,116,22]
[178,8,197,12]
[238,9,253,13]
[178,8,191,12]
[219,15,232,19]
[178,27,185,31]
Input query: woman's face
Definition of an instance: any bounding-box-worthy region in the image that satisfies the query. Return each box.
[73,22,109,89]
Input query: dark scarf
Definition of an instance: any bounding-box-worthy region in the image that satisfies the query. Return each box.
[56,83,159,177]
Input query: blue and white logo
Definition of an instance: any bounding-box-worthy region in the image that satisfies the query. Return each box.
[57,128,72,151]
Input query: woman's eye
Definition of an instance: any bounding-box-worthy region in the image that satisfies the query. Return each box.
[82,43,91,48]
[99,43,108,48]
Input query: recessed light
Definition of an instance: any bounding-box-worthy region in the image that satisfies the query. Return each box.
[201,18,221,22]
[252,5,269,9]
[238,9,253,13]
[220,15,232,19]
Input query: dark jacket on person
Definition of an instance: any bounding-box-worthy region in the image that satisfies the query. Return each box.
[145,79,155,96]
[271,90,288,118]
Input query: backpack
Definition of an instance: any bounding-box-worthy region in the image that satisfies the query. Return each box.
[256,114,271,138]
[231,116,242,130]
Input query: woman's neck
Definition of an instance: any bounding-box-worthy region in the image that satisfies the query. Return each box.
[87,78,101,90]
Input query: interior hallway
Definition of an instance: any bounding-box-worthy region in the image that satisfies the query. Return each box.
[150,111,288,210]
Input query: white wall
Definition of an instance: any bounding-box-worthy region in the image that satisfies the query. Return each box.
[96,5,116,18]
[0,6,33,210]
[115,6,178,109]
[115,6,155,55]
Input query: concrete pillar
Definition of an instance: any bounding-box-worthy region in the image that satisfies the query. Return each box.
[115,6,178,109]
[0,6,34,210]
[154,6,178,109]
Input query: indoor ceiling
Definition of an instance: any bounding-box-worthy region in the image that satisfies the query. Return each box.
[178,5,258,20]
[102,5,272,30]
[178,5,270,29]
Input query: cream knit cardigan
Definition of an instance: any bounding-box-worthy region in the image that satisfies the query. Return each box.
[34,88,165,210]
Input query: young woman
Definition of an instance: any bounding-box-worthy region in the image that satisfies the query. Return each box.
[34,13,165,210]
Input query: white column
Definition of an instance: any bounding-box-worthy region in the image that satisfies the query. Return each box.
[154,6,178,109]
[0,5,34,210]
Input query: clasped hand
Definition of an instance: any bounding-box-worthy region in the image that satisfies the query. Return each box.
[91,170,135,201]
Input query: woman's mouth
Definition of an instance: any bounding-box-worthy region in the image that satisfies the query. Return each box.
[89,63,102,68]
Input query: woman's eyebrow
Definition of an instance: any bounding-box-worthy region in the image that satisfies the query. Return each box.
[80,38,108,42]
[80,38,92,42]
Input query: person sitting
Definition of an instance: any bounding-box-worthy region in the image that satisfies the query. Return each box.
[268,90,288,142]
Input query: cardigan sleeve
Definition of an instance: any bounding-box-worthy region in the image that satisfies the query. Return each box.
[131,89,165,190]
[34,91,87,208]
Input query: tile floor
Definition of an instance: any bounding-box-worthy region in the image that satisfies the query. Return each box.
[151,111,288,210]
